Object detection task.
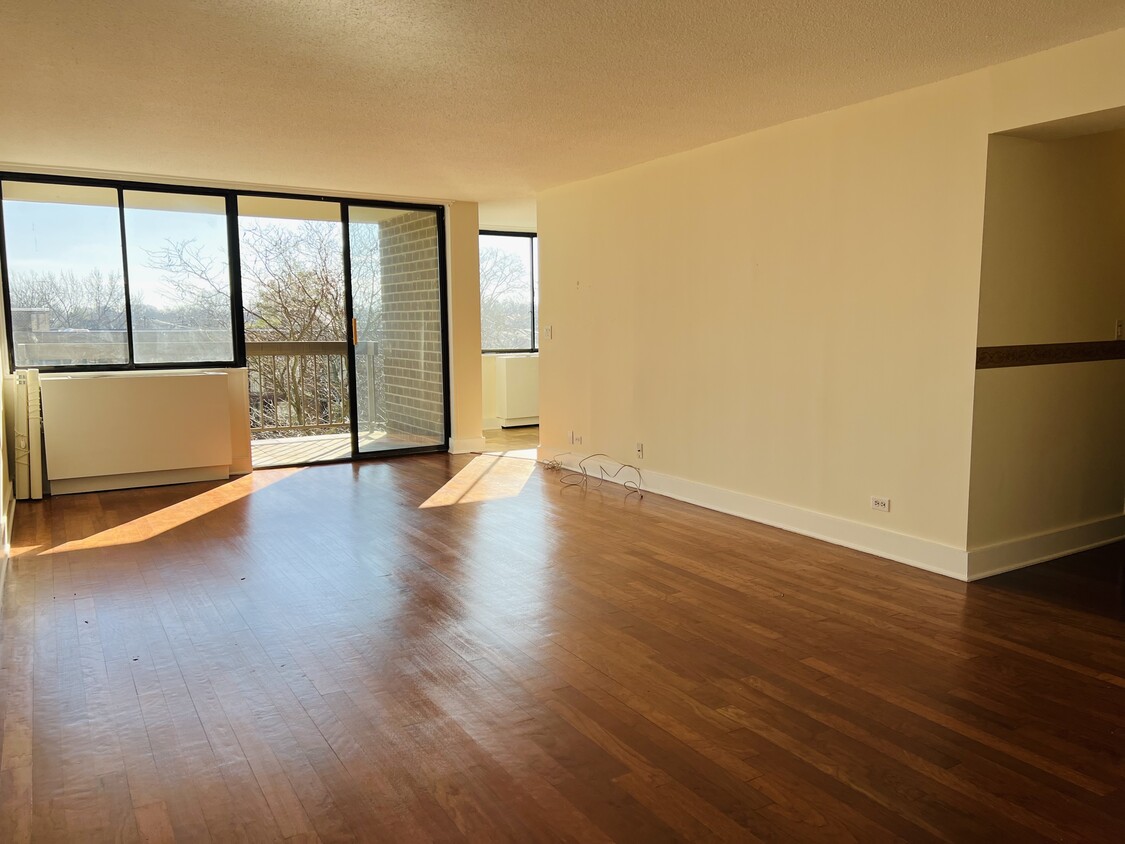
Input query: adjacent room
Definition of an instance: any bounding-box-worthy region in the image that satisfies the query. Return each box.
[0,2,1123,841]
[480,228,541,458]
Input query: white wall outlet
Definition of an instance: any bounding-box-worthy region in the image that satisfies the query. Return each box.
[870,496,891,513]
[635,442,644,459]
[545,325,553,340]
[574,434,583,445]
[1116,319,1123,340]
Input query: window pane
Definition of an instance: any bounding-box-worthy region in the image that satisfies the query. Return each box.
[480,233,533,350]
[237,197,350,455]
[123,191,233,364]
[532,236,539,348]
[2,181,128,366]
[351,206,445,451]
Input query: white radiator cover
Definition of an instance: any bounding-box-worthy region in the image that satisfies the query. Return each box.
[495,353,539,427]
[40,371,233,494]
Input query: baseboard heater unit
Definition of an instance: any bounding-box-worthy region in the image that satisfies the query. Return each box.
[40,371,233,494]
[495,353,539,427]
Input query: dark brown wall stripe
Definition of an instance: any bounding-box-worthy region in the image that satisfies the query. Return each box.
[976,340,1125,369]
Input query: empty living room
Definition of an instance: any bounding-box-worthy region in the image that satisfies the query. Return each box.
[1,2,1124,841]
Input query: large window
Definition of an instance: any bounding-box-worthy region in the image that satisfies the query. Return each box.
[479,231,537,353]
[0,173,448,395]
[1,177,236,369]
[124,191,234,364]
[2,182,129,367]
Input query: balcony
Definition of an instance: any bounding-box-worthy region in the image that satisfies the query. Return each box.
[246,340,435,466]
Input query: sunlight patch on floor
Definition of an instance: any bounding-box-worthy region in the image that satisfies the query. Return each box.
[17,468,301,558]
[419,454,536,508]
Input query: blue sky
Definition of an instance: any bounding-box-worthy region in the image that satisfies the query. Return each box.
[3,198,228,309]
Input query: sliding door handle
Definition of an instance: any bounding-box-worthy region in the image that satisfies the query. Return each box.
[352,318,358,345]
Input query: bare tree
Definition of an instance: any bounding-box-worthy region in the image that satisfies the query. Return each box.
[238,220,346,342]
[153,220,394,436]
[235,221,348,433]
[143,239,231,328]
[479,246,534,349]
[11,219,397,436]
[9,268,127,330]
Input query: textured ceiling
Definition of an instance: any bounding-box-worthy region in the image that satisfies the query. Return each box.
[2,1,1125,201]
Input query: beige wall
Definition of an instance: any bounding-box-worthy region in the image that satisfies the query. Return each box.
[968,130,1125,558]
[0,378,8,607]
[538,28,1125,572]
[447,201,485,452]
[479,199,537,232]
[969,364,1123,554]
[540,76,990,554]
[976,131,1125,346]
[0,378,10,549]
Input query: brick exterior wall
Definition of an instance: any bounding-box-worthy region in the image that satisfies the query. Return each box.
[377,210,445,439]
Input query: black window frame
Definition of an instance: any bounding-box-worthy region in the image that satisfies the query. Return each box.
[479,229,538,355]
[0,173,243,373]
[0,173,448,382]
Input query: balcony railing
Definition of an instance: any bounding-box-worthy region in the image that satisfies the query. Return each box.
[10,332,379,441]
[246,340,379,439]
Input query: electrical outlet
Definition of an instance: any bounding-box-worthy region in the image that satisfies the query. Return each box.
[870,496,891,513]
[1116,319,1123,340]
[545,325,553,340]
[574,435,583,446]
[635,442,644,460]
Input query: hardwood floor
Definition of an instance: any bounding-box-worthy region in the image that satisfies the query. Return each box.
[482,425,539,455]
[977,539,1125,620]
[1,453,1122,842]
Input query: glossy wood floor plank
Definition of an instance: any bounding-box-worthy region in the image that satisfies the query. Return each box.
[1,454,1122,842]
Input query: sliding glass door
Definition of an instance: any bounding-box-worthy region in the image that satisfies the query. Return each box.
[238,197,351,467]
[235,196,446,467]
[347,205,446,454]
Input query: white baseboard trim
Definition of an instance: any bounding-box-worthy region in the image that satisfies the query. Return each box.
[538,450,969,580]
[50,465,230,495]
[449,436,486,455]
[967,514,1125,581]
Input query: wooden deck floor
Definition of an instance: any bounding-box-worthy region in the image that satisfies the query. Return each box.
[1,453,1122,841]
[252,431,440,467]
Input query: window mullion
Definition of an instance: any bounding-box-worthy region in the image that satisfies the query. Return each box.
[529,236,537,352]
[227,193,246,366]
[117,187,137,367]
[0,183,16,373]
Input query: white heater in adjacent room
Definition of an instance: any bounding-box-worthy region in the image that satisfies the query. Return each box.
[495,353,539,427]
